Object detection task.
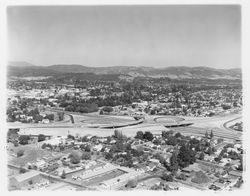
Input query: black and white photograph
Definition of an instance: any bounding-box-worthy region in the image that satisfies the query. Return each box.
[2,1,249,193]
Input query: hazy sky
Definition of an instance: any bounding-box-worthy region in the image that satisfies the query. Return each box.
[7,5,241,68]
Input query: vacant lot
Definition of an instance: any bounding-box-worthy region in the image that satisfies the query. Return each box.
[8,144,53,166]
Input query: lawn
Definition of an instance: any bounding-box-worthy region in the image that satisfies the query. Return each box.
[82,116,135,125]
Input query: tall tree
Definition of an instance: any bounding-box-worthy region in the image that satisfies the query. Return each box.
[169,151,179,173]
[210,130,214,139]
[177,145,196,168]
[205,131,209,138]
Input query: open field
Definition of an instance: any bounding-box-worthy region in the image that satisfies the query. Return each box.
[7,144,55,166]
[80,115,136,125]
[154,116,185,124]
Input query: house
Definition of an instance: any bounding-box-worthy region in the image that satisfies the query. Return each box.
[147,163,157,171]
[228,170,242,177]
[93,144,103,152]
[26,116,33,121]
[42,119,50,124]
[35,159,47,169]
[213,181,227,190]
[220,158,231,166]
[181,167,193,177]
[149,159,160,164]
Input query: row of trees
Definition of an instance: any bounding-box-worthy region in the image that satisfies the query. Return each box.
[59,102,98,113]
[135,131,154,141]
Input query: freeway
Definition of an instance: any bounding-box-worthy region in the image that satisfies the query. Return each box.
[223,117,242,131]
[7,109,242,141]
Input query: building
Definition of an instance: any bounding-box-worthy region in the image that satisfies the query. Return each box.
[10,170,41,189]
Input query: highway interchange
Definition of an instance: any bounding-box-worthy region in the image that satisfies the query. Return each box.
[7,109,243,141]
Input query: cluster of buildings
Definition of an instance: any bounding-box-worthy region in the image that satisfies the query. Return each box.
[7,77,242,123]
[7,126,243,191]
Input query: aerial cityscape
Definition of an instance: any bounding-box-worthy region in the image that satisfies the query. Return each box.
[6,5,243,191]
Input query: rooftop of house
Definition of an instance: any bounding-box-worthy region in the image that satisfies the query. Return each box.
[12,170,40,183]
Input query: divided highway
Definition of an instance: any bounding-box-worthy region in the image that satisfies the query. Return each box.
[7,109,242,141]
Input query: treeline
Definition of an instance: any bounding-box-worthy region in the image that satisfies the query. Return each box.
[59,102,98,113]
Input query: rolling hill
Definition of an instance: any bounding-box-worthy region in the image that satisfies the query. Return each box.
[7,62,241,80]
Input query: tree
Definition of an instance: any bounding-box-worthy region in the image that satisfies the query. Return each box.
[199,152,205,160]
[41,143,47,149]
[81,136,89,142]
[19,167,26,174]
[69,151,81,164]
[99,110,104,115]
[19,135,30,145]
[67,134,75,140]
[175,132,182,138]
[143,131,154,141]
[166,136,178,146]
[7,129,19,141]
[176,173,187,181]
[125,180,138,188]
[162,130,174,139]
[17,149,24,157]
[162,172,173,182]
[112,141,125,152]
[81,152,91,160]
[153,138,161,145]
[131,149,144,157]
[177,145,196,168]
[205,131,209,138]
[102,106,113,113]
[45,114,54,121]
[105,152,113,160]
[57,112,64,121]
[210,130,214,139]
[61,170,66,179]
[38,134,46,142]
[135,131,144,140]
[214,156,222,162]
[237,159,243,171]
[106,136,111,144]
[83,145,91,152]
[222,104,231,110]
[169,151,179,172]
[114,129,124,140]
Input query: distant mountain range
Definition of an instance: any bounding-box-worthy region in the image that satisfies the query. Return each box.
[8,61,242,80]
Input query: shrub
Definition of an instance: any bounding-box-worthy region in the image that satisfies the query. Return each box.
[143,131,154,141]
[69,151,81,164]
[162,172,174,182]
[19,167,26,174]
[125,180,138,188]
[102,106,113,113]
[19,135,30,145]
[177,173,187,181]
[38,134,46,142]
[17,149,24,157]
[81,152,91,160]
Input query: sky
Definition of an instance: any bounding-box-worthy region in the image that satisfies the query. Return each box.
[7,5,241,68]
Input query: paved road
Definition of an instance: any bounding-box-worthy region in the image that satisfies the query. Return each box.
[8,109,242,140]
[223,117,242,131]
